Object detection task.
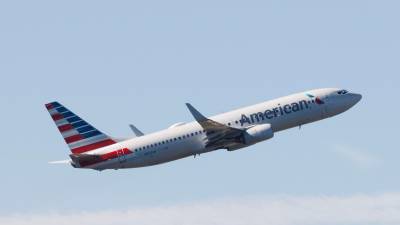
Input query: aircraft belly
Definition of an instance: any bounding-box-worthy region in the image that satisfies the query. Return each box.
[271,106,324,132]
[124,142,202,168]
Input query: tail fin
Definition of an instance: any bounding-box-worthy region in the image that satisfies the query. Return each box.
[45,102,117,154]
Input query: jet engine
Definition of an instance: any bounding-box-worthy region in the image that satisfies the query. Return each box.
[242,124,274,145]
[226,124,274,151]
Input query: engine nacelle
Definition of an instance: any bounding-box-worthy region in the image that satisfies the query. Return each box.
[243,124,274,145]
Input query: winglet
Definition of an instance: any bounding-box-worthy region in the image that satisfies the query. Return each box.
[129,124,144,137]
[185,103,208,122]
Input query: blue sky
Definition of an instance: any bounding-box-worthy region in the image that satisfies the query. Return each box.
[0,0,399,224]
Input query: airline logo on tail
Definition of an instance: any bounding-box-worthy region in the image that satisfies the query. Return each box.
[45,102,116,154]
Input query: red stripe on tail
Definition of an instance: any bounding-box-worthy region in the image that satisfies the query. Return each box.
[45,103,54,110]
[51,114,64,121]
[65,134,83,144]
[71,139,116,154]
[58,124,73,132]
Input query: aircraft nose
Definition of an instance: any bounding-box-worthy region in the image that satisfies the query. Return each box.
[348,93,362,106]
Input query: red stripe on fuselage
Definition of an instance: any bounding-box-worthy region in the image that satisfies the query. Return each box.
[71,139,116,154]
[102,148,132,160]
[77,148,133,167]
[100,150,119,160]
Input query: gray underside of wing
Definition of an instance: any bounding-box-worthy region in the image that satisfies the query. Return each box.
[186,103,244,149]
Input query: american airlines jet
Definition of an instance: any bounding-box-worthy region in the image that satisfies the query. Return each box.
[46,88,361,171]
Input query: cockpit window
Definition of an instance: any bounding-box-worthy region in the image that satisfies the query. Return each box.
[337,90,348,95]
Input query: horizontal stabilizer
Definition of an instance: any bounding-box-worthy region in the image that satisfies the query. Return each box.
[49,160,71,164]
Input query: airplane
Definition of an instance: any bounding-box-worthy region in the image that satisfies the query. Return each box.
[46,88,362,171]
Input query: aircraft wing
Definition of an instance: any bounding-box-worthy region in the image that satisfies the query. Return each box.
[186,103,244,149]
